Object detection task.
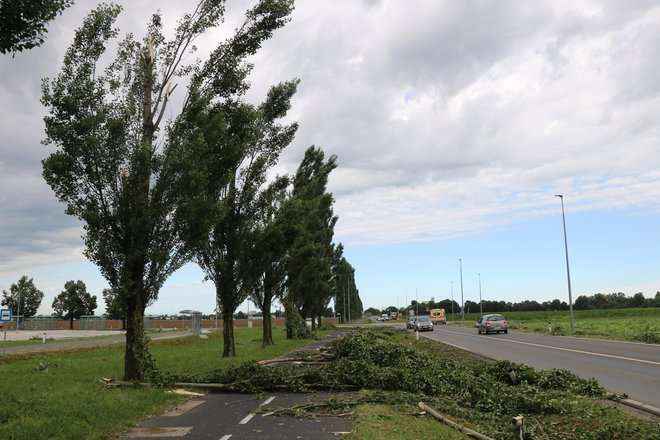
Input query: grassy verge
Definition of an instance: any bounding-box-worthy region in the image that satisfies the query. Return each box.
[0,326,328,440]
[348,404,467,440]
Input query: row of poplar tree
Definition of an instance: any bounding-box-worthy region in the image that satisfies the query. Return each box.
[25,0,361,381]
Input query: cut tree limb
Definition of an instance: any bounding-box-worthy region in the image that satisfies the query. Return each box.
[418,402,494,440]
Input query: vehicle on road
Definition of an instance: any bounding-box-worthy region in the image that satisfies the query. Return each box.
[406,316,417,329]
[430,308,447,325]
[477,314,508,334]
[414,316,434,332]
[380,313,389,321]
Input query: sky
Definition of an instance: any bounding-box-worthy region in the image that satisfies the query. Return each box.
[1,0,659,317]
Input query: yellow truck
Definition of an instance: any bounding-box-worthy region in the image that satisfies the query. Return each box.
[430,308,446,325]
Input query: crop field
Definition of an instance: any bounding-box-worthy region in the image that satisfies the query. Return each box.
[495,308,660,343]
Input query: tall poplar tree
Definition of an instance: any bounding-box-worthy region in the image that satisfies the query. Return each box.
[285,146,338,332]
[250,177,291,346]
[42,0,295,380]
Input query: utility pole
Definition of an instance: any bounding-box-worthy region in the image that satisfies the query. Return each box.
[478,273,483,317]
[458,259,464,326]
[347,281,351,324]
[450,281,454,323]
[343,281,347,324]
[556,194,575,335]
[16,288,21,331]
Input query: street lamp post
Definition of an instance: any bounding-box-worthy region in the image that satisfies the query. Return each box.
[458,259,464,326]
[478,273,483,317]
[16,289,21,331]
[555,194,575,335]
[450,281,454,323]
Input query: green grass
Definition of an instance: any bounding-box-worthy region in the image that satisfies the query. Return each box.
[347,404,467,440]
[0,326,328,440]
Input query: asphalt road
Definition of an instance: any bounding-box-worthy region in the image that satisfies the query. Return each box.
[412,324,660,408]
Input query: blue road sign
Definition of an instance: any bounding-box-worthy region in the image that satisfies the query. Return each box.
[0,309,12,322]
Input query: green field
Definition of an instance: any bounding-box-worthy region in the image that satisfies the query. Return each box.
[449,308,660,343]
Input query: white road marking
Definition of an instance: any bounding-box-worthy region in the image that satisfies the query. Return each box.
[238,396,276,426]
[219,435,232,440]
[238,413,254,425]
[261,396,276,406]
[433,330,660,366]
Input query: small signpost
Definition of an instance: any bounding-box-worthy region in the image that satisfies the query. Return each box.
[1,309,12,357]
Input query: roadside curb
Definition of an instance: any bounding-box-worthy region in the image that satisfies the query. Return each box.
[620,399,660,417]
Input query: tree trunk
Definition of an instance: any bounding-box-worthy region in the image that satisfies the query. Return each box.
[69,316,74,330]
[222,309,235,357]
[262,307,273,347]
[124,289,146,381]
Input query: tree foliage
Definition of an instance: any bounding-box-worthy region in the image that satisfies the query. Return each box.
[0,0,73,55]
[1,275,44,319]
[285,146,338,332]
[52,280,97,329]
[250,178,292,346]
[102,287,126,329]
[332,247,361,322]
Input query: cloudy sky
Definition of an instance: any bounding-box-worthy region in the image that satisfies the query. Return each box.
[1,0,659,316]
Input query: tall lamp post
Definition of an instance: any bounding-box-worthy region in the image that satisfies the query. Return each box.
[458,259,464,326]
[478,273,483,317]
[450,281,454,323]
[555,194,575,335]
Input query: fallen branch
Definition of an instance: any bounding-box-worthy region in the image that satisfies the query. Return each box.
[418,402,494,440]
[259,358,330,366]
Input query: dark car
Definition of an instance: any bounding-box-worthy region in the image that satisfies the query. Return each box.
[413,316,434,332]
[477,314,508,334]
[406,316,417,329]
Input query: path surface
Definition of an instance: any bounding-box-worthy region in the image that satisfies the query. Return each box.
[1,330,195,354]
[122,392,352,440]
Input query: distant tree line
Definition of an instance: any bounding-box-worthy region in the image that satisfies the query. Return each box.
[390,291,659,316]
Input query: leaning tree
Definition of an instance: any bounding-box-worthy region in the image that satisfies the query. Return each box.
[285,146,338,333]
[42,0,295,380]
